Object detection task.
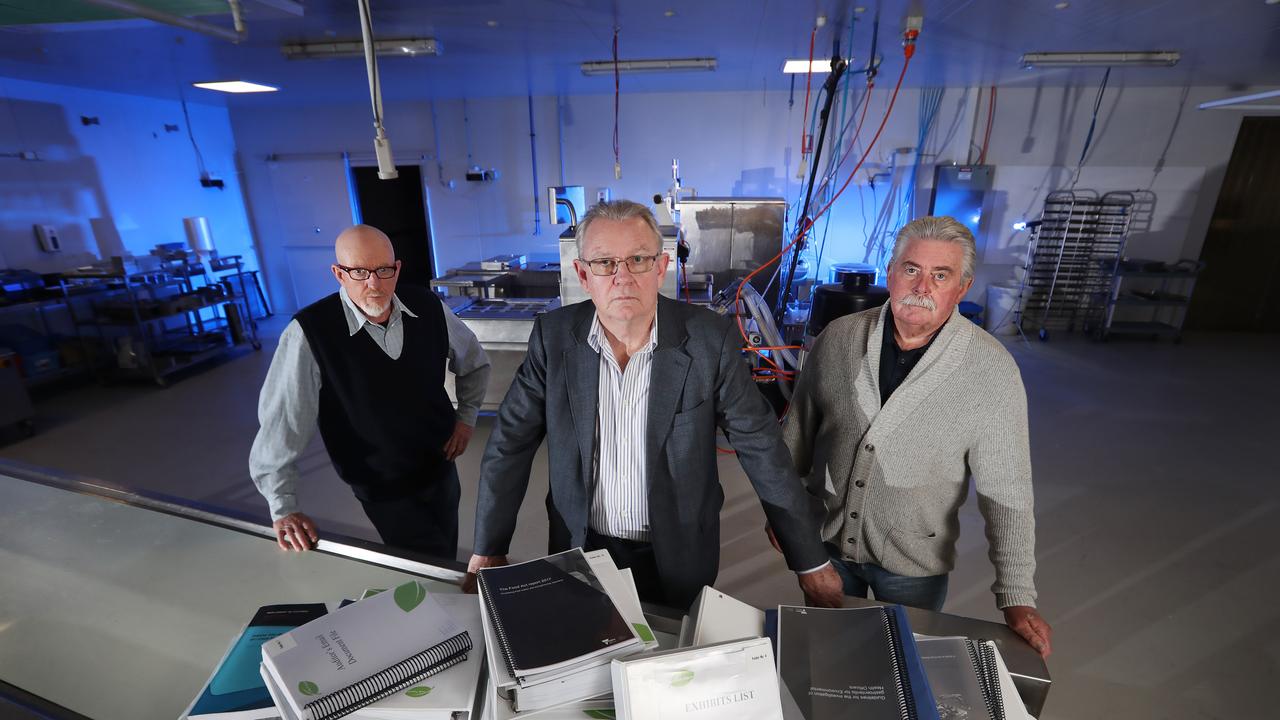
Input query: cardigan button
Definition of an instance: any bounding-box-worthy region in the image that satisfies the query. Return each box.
[864,443,875,452]
[850,511,859,519]
[855,480,866,488]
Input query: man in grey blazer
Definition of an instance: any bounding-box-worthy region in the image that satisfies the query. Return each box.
[783,216,1053,656]
[464,199,842,610]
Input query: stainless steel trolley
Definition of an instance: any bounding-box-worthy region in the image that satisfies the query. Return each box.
[1016,190,1134,341]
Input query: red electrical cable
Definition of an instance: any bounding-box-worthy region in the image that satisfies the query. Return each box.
[809,57,912,235]
[978,85,996,165]
[799,26,816,156]
[734,53,913,355]
[812,85,873,202]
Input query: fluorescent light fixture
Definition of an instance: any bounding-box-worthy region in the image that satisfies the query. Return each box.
[1198,89,1280,110]
[1019,51,1180,69]
[783,59,848,74]
[580,57,716,75]
[282,38,440,59]
[192,81,279,93]
[1199,105,1280,110]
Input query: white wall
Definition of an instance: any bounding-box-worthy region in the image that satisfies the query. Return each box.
[229,83,1260,314]
[0,77,257,276]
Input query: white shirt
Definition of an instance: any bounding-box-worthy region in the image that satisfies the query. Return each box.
[587,312,658,541]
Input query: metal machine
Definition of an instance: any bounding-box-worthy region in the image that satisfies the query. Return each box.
[434,256,563,412]
[438,167,794,412]
[556,226,681,306]
[677,197,788,309]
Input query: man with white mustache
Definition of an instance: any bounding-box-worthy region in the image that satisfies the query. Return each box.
[250,224,490,560]
[783,216,1054,657]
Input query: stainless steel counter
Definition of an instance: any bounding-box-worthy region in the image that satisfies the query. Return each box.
[0,460,465,720]
[445,297,560,412]
[0,460,1048,719]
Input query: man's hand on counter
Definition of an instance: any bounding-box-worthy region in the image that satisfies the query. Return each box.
[798,564,845,608]
[274,512,319,551]
[462,553,510,593]
[443,421,474,461]
[1004,605,1053,658]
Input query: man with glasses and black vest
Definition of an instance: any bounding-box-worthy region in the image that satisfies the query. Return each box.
[463,199,842,610]
[250,224,490,560]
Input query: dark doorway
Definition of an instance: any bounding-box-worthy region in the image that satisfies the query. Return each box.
[351,165,435,289]
[1186,117,1280,332]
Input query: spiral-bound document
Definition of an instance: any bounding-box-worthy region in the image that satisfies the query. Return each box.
[477,548,640,682]
[261,581,473,720]
[916,636,1005,720]
[776,605,940,720]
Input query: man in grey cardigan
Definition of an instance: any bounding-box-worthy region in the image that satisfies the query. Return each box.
[783,216,1053,656]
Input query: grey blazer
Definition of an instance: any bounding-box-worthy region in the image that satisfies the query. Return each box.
[473,296,828,608]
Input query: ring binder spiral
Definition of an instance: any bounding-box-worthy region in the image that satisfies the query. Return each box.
[967,640,1004,720]
[476,571,520,682]
[879,608,917,720]
[260,581,473,720]
[304,635,471,720]
[916,636,1008,720]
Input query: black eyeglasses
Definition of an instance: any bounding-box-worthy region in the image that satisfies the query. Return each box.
[336,264,398,281]
[581,254,661,276]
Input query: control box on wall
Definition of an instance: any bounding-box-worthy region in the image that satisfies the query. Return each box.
[930,165,994,253]
[34,225,61,253]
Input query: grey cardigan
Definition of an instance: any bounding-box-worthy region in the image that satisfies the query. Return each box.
[783,304,1038,608]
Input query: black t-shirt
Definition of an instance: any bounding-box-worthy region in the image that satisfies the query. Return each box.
[878,308,939,406]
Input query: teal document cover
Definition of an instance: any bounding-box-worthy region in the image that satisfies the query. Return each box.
[189,604,329,719]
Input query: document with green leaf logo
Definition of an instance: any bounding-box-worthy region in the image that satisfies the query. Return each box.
[610,637,780,720]
[351,594,486,720]
[261,581,471,720]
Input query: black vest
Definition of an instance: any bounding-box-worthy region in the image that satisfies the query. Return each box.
[294,285,456,501]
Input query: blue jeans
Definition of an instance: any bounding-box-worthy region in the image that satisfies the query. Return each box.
[826,543,949,611]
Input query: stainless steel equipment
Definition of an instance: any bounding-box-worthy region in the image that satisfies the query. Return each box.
[1016,190,1133,341]
[443,296,561,412]
[430,271,511,299]
[479,254,526,271]
[558,226,680,306]
[676,197,787,308]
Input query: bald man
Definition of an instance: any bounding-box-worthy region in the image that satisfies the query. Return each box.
[250,224,490,559]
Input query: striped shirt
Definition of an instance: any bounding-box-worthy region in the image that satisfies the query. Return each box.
[587,312,658,542]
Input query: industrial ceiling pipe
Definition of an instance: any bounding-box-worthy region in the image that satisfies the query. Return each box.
[81,0,245,44]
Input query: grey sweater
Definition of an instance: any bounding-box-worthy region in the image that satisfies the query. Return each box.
[783,304,1038,609]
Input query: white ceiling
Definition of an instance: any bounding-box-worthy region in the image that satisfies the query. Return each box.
[1,0,1278,106]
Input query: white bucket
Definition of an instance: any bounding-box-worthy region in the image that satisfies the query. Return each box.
[183,216,215,255]
[984,282,1022,336]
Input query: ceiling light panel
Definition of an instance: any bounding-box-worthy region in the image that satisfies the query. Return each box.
[1019,51,1180,68]
[580,58,717,75]
[282,38,441,59]
[192,80,279,93]
[783,59,848,74]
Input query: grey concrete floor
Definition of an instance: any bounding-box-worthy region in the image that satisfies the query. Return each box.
[1,316,1276,719]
